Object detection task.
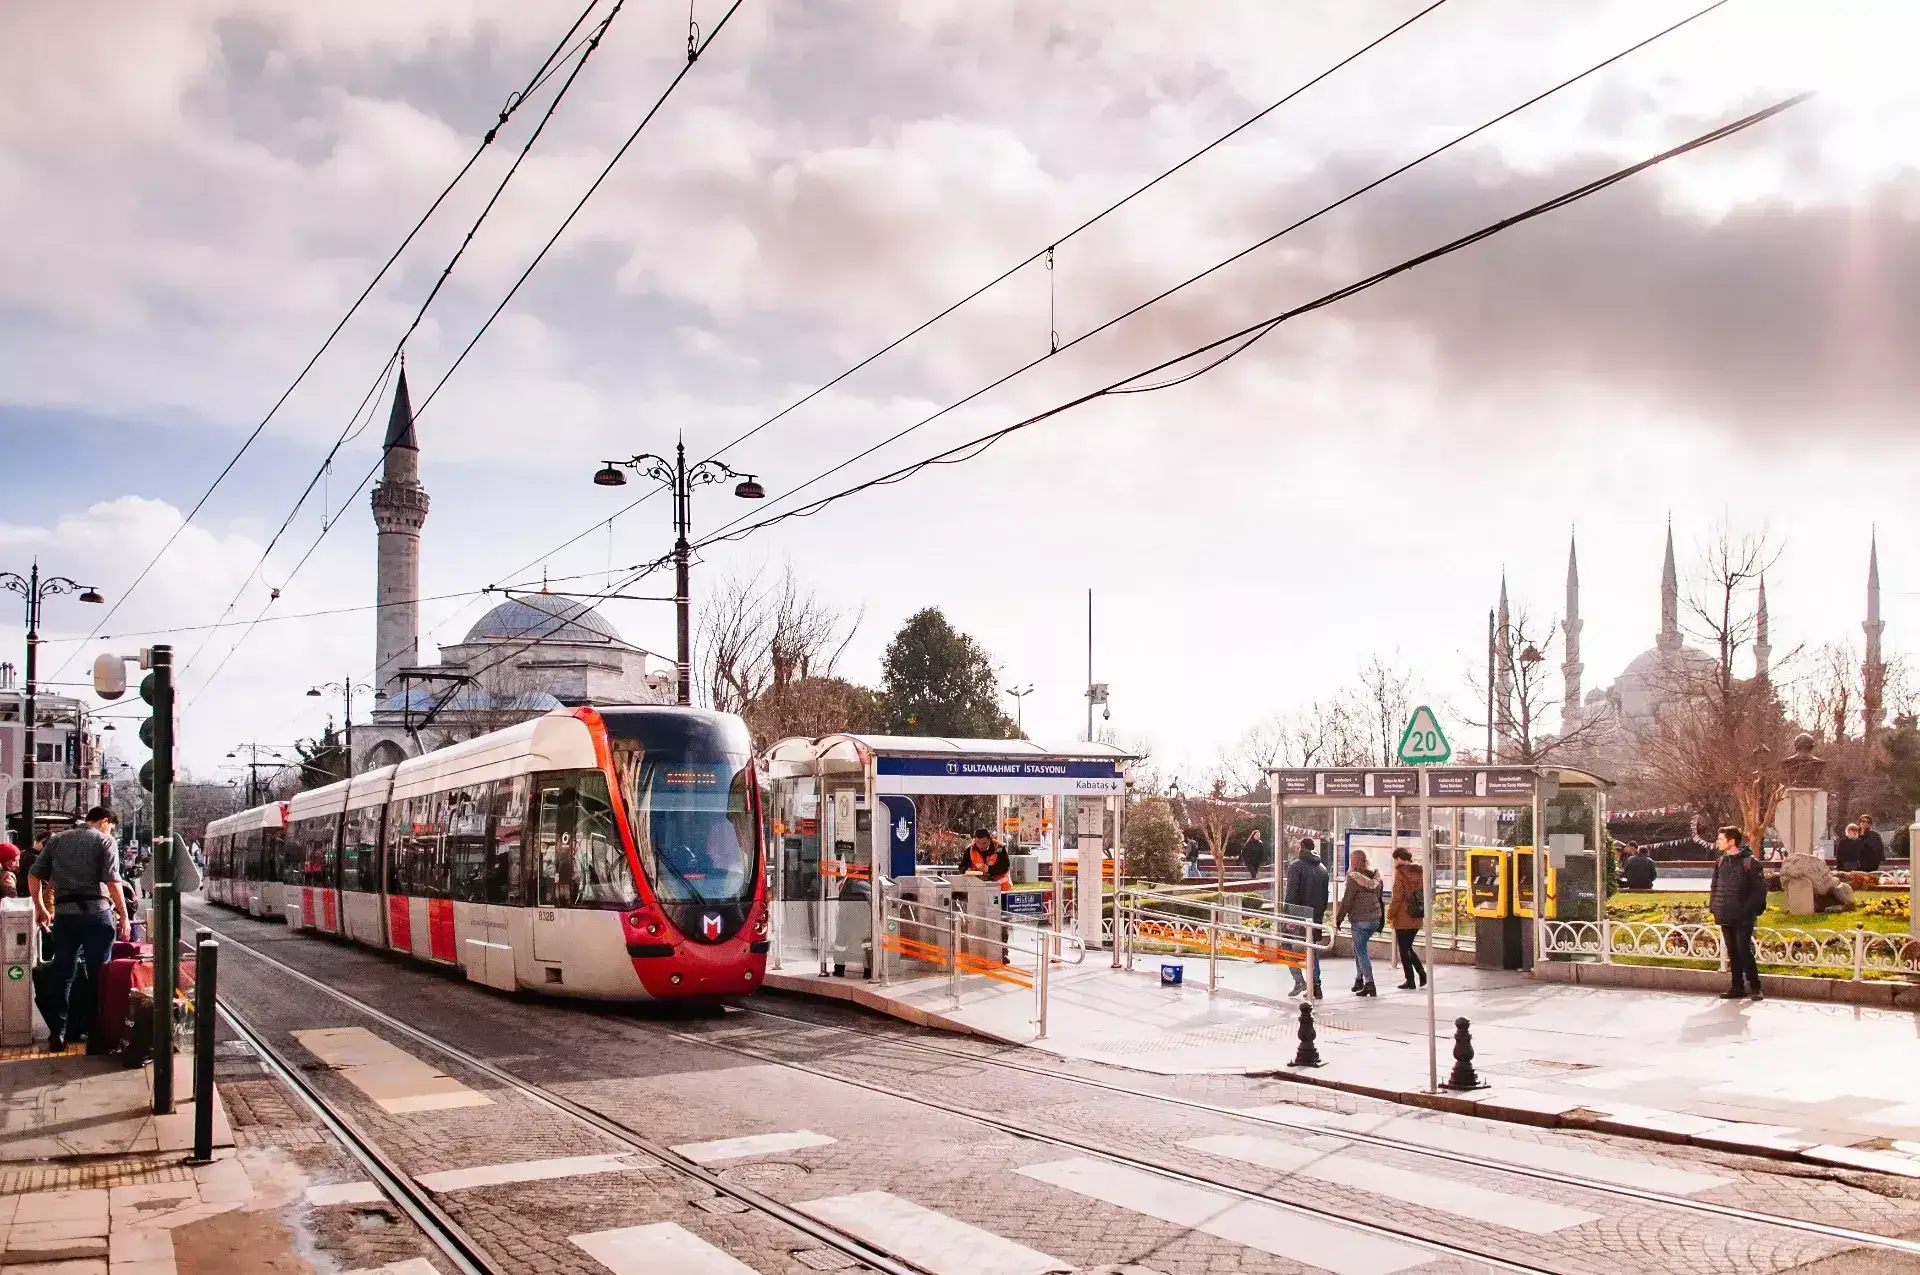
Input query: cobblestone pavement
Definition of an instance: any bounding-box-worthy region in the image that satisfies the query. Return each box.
[188,901,1920,1275]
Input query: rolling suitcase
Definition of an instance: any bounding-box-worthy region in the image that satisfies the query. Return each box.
[90,957,139,1055]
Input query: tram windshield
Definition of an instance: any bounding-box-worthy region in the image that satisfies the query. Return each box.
[617,752,755,905]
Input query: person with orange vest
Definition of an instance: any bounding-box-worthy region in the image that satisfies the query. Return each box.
[960,829,1011,884]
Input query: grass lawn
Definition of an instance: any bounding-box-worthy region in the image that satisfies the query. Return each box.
[1608,889,1911,934]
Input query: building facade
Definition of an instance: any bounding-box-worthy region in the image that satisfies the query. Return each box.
[0,662,105,837]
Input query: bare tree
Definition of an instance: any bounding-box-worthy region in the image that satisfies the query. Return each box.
[697,563,862,723]
[1460,608,1611,764]
[1356,654,1413,767]
[1635,526,1794,845]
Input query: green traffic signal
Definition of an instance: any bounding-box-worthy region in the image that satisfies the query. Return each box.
[139,759,155,792]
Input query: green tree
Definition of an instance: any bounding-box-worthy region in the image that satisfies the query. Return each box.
[879,608,1016,738]
[1122,797,1184,883]
[297,722,350,790]
[1879,714,1920,814]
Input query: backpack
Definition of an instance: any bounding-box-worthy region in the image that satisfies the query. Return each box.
[1407,887,1425,920]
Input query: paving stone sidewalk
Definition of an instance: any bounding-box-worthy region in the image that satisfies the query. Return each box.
[0,1038,444,1274]
[770,950,1920,1179]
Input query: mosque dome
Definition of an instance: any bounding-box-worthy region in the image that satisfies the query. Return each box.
[463,593,623,646]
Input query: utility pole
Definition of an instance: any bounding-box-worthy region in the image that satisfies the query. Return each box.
[2,564,103,837]
[594,442,765,705]
[1485,608,1494,764]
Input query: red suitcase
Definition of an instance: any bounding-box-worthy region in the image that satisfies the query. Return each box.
[89,957,139,1055]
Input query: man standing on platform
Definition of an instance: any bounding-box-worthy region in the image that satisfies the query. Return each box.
[1709,825,1767,1002]
[1285,838,1329,1000]
[29,807,131,1050]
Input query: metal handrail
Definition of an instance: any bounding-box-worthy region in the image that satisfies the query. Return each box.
[880,892,1085,1038]
[1114,891,1334,992]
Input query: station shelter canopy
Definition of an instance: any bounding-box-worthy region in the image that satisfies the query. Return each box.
[766,734,1135,797]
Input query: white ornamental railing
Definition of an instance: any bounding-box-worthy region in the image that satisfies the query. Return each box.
[1542,919,1920,981]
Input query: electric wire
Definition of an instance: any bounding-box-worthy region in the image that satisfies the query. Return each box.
[413,0,1458,646]
[689,94,1806,552]
[413,90,1807,721]
[696,0,1736,546]
[185,0,750,707]
[181,5,629,694]
[51,0,609,678]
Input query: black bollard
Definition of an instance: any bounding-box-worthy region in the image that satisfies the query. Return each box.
[1444,1016,1485,1090]
[190,938,218,1162]
[1289,1001,1324,1069]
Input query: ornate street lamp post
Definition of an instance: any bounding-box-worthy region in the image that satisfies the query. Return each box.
[0,564,103,835]
[593,443,764,705]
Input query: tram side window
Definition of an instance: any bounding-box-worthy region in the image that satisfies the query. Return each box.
[385,797,415,896]
[489,776,528,907]
[532,770,635,910]
[297,815,338,888]
[346,805,382,893]
[271,827,296,887]
[447,784,493,904]
[240,829,261,885]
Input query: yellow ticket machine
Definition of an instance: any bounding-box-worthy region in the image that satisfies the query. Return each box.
[1465,847,1510,918]
[1512,848,1559,920]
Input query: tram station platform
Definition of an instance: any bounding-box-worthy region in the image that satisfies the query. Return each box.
[767,952,1920,1181]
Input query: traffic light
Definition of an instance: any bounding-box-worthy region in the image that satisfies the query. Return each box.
[137,659,173,794]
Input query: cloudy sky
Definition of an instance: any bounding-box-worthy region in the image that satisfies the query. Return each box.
[2,0,1914,783]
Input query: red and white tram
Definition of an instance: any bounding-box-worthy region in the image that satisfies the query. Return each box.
[203,800,289,919]
[206,705,769,1001]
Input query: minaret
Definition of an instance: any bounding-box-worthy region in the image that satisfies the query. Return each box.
[1864,532,1885,735]
[370,367,428,698]
[1657,521,1681,653]
[1754,573,1771,681]
[1495,573,1514,758]
[1562,534,1583,730]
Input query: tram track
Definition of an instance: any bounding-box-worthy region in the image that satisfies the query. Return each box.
[218,999,500,1275]
[195,910,1920,1272]
[200,914,1596,1275]
[725,999,1920,1260]
[202,921,942,1275]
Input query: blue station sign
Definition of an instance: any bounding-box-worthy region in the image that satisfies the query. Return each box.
[874,756,1124,796]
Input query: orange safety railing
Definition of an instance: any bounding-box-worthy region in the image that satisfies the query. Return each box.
[1133,919,1303,968]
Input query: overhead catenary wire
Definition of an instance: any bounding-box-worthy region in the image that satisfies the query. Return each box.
[695,0,1736,547]
[182,5,630,693]
[436,92,1808,702]
[52,0,610,679]
[415,0,1458,642]
[689,95,1808,553]
[185,0,751,708]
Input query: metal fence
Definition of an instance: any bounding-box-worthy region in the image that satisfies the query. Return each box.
[1111,883,1334,991]
[1542,919,1920,981]
[878,893,1084,1039]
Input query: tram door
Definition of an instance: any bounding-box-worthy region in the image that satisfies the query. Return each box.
[819,786,873,977]
[769,777,821,968]
[530,779,576,966]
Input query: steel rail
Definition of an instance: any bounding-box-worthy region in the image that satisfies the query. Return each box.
[198,918,940,1275]
[198,915,1555,1275]
[732,1002,1920,1260]
[217,1000,500,1275]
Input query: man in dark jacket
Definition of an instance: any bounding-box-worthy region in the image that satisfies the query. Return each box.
[1833,823,1865,872]
[1708,825,1768,1001]
[1857,814,1887,873]
[1620,844,1658,891]
[1284,839,1330,999]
